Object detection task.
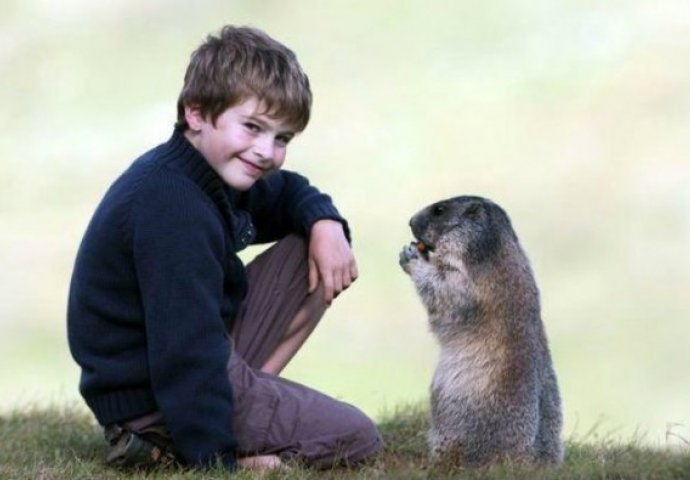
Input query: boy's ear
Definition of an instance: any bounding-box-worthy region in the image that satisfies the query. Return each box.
[184,105,205,132]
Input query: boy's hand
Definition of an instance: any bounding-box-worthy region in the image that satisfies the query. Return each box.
[308,219,358,305]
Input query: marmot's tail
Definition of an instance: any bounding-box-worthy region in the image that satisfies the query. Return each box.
[535,364,564,463]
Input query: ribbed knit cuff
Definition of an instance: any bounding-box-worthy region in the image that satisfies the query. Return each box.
[300,200,351,244]
[85,387,158,425]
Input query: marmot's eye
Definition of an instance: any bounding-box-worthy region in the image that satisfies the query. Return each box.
[432,204,445,216]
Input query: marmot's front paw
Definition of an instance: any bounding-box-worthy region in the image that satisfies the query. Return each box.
[399,243,420,273]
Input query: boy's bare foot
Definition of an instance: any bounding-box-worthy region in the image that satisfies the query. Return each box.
[238,454,285,471]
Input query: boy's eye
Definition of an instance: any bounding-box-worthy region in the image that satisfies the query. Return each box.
[276,135,293,146]
[244,122,261,132]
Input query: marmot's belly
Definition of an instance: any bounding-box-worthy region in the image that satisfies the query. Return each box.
[431,346,502,398]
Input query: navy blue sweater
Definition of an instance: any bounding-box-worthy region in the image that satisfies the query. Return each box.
[67,128,348,468]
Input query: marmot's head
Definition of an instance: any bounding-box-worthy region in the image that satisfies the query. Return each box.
[409,196,517,267]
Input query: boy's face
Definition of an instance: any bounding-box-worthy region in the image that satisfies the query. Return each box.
[184,97,296,191]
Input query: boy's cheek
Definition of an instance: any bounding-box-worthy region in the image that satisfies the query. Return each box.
[273,153,287,169]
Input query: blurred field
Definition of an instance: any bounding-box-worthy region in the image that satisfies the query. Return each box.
[1,0,688,448]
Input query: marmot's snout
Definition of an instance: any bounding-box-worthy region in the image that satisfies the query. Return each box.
[409,214,431,247]
[409,204,446,253]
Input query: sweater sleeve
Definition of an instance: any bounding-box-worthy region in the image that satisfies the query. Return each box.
[130,170,237,469]
[239,170,351,244]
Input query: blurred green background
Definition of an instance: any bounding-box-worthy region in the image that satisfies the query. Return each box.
[1,0,688,447]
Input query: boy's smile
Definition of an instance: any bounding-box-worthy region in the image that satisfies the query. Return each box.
[184,97,296,191]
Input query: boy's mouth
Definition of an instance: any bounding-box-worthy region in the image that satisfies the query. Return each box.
[238,157,268,175]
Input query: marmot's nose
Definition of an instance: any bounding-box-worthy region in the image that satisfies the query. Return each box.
[409,216,426,239]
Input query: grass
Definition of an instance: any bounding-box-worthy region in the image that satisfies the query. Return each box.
[1,405,689,479]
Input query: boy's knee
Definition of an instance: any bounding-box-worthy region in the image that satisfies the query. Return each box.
[325,407,383,467]
[281,233,307,248]
[278,234,308,261]
[349,411,384,454]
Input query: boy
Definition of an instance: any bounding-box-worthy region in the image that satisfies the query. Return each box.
[67,25,382,471]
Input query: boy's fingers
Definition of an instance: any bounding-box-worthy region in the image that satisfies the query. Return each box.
[333,275,343,297]
[347,259,358,286]
[350,261,359,282]
[308,259,318,293]
[322,275,335,304]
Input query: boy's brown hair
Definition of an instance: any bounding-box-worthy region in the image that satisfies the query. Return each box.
[175,25,312,132]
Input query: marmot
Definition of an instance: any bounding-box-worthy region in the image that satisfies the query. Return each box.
[399,195,563,467]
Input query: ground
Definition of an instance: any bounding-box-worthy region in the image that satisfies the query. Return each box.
[1,404,688,479]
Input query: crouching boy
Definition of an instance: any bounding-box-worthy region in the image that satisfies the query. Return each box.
[67,25,382,472]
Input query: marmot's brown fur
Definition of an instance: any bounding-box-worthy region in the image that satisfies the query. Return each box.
[399,195,563,467]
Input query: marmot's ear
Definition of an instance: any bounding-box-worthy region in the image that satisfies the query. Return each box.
[464,202,482,218]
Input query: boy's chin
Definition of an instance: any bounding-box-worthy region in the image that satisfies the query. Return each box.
[222,173,260,191]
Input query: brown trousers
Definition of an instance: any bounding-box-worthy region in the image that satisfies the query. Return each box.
[115,235,382,468]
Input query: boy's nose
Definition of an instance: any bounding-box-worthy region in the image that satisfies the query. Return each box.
[252,136,275,162]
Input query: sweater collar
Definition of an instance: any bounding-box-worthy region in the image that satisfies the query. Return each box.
[160,127,256,250]
[165,127,222,192]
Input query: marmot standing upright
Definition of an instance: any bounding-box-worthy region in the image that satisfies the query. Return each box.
[399,195,563,466]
